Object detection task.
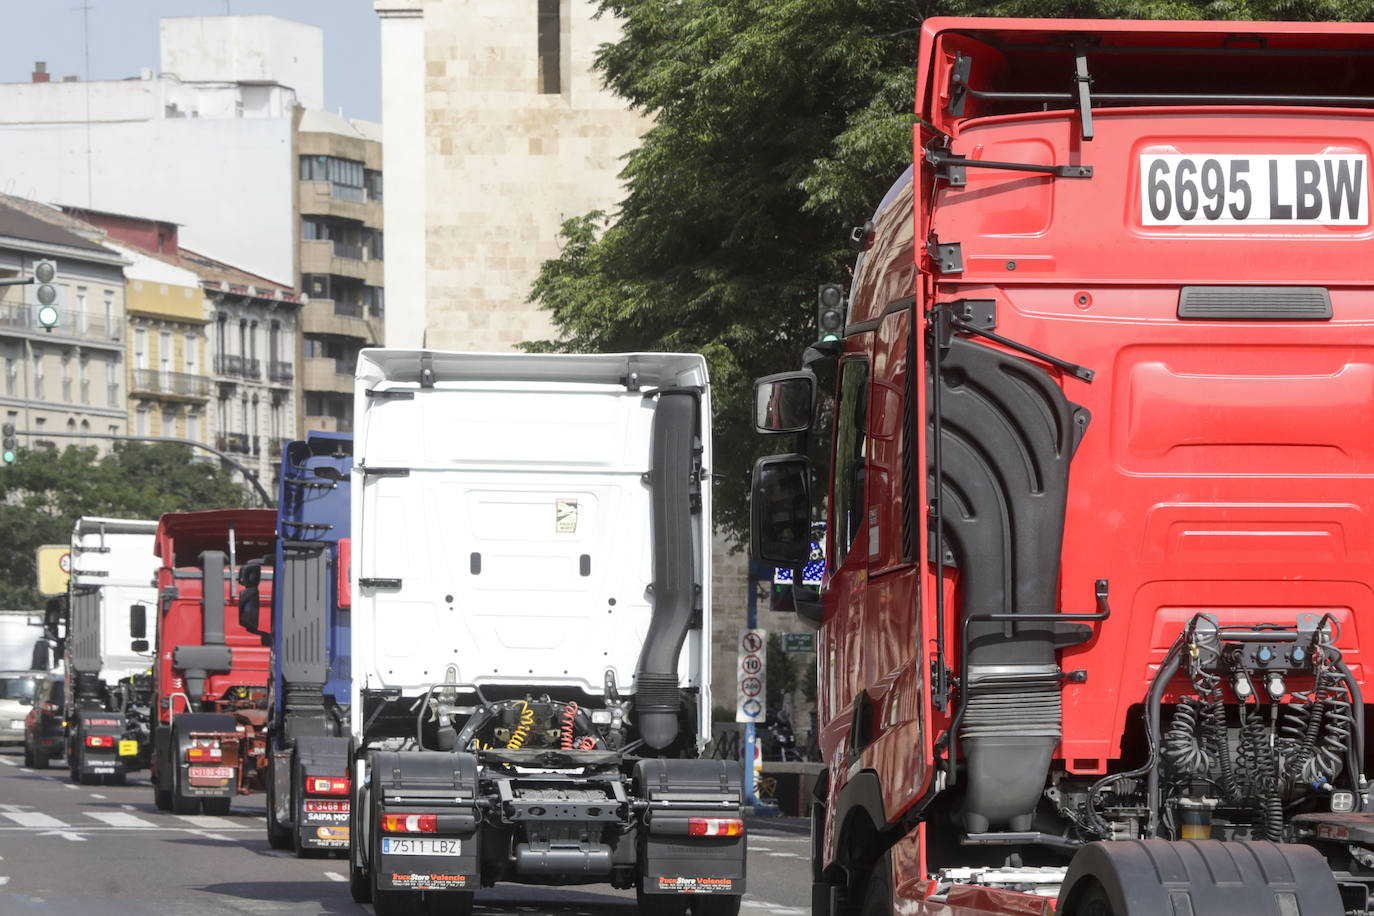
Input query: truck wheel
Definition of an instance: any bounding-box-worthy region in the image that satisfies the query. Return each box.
[155,785,172,811]
[859,850,893,916]
[692,897,742,916]
[23,744,35,768]
[348,781,372,903]
[266,779,292,850]
[1069,882,1117,916]
[421,891,473,915]
[202,798,232,816]
[172,766,199,815]
[105,773,126,787]
[69,750,81,783]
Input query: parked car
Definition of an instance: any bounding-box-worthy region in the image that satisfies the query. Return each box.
[23,676,65,768]
[0,671,41,745]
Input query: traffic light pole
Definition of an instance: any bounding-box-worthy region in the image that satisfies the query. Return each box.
[9,429,274,507]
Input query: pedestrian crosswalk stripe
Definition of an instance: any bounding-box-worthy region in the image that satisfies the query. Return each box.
[87,811,157,829]
[174,815,237,829]
[2,811,66,828]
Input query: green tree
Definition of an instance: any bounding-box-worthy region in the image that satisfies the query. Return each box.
[0,443,250,609]
[530,0,1372,542]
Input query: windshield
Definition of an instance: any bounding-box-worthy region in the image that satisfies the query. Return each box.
[0,676,37,701]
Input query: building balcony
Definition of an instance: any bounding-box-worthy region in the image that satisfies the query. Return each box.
[268,360,294,384]
[243,358,261,380]
[130,369,212,400]
[302,357,354,395]
[268,436,289,456]
[298,298,379,344]
[0,304,124,348]
[304,414,352,435]
[217,432,251,454]
[214,354,243,376]
[301,239,367,283]
[298,181,382,228]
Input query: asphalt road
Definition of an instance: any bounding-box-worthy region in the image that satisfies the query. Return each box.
[0,746,810,915]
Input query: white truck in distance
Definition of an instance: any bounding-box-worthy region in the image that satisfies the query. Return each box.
[347,350,746,916]
[64,517,159,784]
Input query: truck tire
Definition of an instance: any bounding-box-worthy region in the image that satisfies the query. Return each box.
[858,850,893,916]
[202,798,232,816]
[155,784,172,811]
[23,744,35,768]
[266,770,292,850]
[349,781,372,904]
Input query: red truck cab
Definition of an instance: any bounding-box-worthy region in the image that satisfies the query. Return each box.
[752,18,1374,916]
[151,509,275,816]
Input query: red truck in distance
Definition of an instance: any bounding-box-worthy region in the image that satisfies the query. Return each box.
[752,18,1374,916]
[150,509,275,815]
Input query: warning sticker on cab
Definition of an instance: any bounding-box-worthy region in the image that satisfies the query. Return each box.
[1140,154,1368,226]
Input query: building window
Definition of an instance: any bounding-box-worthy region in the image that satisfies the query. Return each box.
[239,320,247,359]
[538,0,561,94]
[5,347,15,397]
[134,328,148,370]
[184,333,197,376]
[106,358,118,406]
[216,314,227,361]
[79,354,89,404]
[365,169,383,202]
[302,275,330,299]
[103,290,114,334]
[217,396,228,437]
[301,155,365,202]
[76,286,87,334]
[135,405,149,437]
[61,352,71,401]
[80,419,89,448]
[187,412,200,444]
[161,408,176,438]
[32,346,43,399]
[159,330,172,385]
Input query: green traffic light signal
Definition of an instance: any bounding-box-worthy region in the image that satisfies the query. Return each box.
[32,260,57,329]
[1,422,15,464]
[1,449,14,465]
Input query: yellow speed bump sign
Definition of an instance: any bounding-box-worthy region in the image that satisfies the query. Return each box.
[36,544,71,596]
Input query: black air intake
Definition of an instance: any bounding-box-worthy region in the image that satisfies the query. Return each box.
[931,337,1087,833]
[634,390,699,751]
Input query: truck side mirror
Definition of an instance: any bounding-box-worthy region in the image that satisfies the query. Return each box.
[754,372,816,434]
[131,639,150,653]
[237,557,263,588]
[130,604,147,639]
[17,695,31,707]
[750,454,812,568]
[43,596,64,639]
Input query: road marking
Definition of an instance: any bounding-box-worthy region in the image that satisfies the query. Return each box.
[181,829,231,841]
[62,783,77,790]
[0,876,9,885]
[87,812,157,829]
[324,872,346,882]
[742,904,806,915]
[90,793,106,800]
[0,757,15,767]
[750,845,774,851]
[175,815,237,829]
[120,804,136,810]
[36,830,86,842]
[2,811,67,828]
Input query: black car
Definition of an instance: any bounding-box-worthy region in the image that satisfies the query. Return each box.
[23,676,65,768]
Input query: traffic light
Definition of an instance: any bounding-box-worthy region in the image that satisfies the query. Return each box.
[32,260,57,330]
[2,422,16,465]
[817,283,845,341]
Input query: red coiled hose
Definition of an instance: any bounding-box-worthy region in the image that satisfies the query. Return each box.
[561,702,578,750]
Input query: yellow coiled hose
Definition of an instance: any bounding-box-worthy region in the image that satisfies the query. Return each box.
[506,701,534,749]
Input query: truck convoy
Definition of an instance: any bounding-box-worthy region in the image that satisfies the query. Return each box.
[63,517,159,785]
[253,432,355,856]
[346,350,746,915]
[751,18,1374,916]
[150,509,275,815]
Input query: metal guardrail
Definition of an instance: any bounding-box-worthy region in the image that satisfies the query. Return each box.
[268,360,293,383]
[333,301,364,319]
[332,241,363,260]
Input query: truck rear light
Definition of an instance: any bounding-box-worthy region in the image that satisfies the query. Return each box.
[41,701,61,715]
[85,735,115,749]
[308,776,350,796]
[187,740,222,761]
[688,817,744,837]
[381,813,437,834]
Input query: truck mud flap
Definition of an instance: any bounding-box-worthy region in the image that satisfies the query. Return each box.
[174,712,239,799]
[295,736,351,850]
[372,750,481,892]
[636,759,747,897]
[75,711,133,779]
[1057,840,1344,915]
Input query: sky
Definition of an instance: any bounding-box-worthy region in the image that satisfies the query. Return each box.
[0,0,382,122]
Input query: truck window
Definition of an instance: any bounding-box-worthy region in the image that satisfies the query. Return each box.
[0,676,36,700]
[831,358,869,567]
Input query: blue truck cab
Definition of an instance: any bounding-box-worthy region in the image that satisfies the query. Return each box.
[264,431,354,855]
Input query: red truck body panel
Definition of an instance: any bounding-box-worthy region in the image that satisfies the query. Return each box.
[805,17,1374,914]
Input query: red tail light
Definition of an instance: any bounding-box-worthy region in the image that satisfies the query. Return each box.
[85,735,115,749]
[308,776,350,796]
[381,813,436,834]
[187,740,222,761]
[688,817,744,837]
[41,701,61,715]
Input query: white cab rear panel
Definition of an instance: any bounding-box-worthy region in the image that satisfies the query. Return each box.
[69,517,159,684]
[351,351,712,743]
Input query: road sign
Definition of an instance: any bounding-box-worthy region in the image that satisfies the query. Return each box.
[36,545,70,596]
[782,632,815,653]
[735,627,766,724]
